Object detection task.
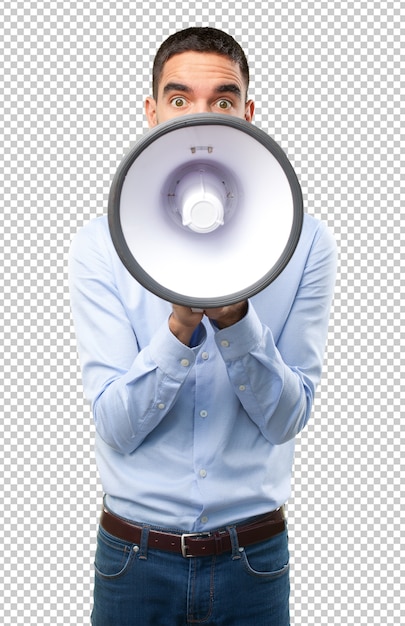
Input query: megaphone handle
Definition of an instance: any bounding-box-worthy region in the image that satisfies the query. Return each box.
[191,308,204,313]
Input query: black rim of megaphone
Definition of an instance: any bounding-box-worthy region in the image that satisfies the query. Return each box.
[108,114,304,308]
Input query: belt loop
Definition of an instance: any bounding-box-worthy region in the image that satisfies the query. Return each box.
[226,526,241,560]
[139,526,150,560]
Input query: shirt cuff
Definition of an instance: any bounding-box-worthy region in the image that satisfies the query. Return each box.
[213,302,264,360]
[148,318,207,379]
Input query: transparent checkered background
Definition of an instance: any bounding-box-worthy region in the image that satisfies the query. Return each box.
[1,1,404,624]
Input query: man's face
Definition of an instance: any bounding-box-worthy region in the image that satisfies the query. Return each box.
[145,51,255,127]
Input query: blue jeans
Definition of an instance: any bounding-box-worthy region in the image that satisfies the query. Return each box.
[91,522,290,625]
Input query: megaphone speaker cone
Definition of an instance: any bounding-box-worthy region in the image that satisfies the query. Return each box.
[108,114,303,308]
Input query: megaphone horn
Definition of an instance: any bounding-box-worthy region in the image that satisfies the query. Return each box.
[108,114,303,308]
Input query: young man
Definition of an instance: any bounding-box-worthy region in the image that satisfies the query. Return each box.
[70,27,337,625]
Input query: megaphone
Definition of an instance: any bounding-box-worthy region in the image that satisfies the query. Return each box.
[108,114,303,308]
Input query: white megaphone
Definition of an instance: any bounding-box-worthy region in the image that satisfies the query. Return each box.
[108,114,303,308]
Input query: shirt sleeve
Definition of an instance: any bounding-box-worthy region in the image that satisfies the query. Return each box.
[69,220,206,454]
[213,220,337,444]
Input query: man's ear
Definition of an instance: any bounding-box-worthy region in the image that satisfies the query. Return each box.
[145,97,158,128]
[245,99,255,122]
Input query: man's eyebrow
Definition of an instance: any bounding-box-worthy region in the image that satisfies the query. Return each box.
[215,84,242,98]
[162,82,243,98]
[163,82,192,95]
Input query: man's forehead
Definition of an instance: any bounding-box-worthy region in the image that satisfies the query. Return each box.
[158,51,246,91]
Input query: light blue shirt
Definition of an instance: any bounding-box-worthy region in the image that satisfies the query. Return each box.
[69,213,337,532]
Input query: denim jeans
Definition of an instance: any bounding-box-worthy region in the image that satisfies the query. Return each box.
[91,520,290,626]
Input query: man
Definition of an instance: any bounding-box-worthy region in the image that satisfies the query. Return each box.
[69,27,337,625]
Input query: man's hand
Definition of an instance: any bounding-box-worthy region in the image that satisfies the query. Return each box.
[169,301,248,345]
[204,301,248,329]
[169,305,204,345]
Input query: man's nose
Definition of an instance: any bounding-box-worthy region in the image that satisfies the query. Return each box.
[194,101,212,114]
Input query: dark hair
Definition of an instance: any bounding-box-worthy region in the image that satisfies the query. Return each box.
[152,27,250,99]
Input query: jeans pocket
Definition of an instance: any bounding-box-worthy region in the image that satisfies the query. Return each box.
[94,527,136,580]
[240,530,290,579]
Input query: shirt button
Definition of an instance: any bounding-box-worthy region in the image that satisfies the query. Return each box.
[220,340,230,348]
[199,410,208,418]
[199,469,207,478]
[239,385,246,392]
[157,403,165,409]
[201,352,209,360]
[180,358,190,367]
[201,516,209,524]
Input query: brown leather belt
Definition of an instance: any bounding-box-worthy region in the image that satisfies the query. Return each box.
[100,506,286,558]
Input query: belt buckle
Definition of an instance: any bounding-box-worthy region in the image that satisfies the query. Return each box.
[181,531,211,558]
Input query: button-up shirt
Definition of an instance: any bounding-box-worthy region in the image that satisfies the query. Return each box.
[69,213,337,531]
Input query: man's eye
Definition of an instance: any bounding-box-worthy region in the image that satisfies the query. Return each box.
[218,100,232,110]
[171,97,186,107]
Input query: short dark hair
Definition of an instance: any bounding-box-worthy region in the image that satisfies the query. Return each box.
[152,27,250,100]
